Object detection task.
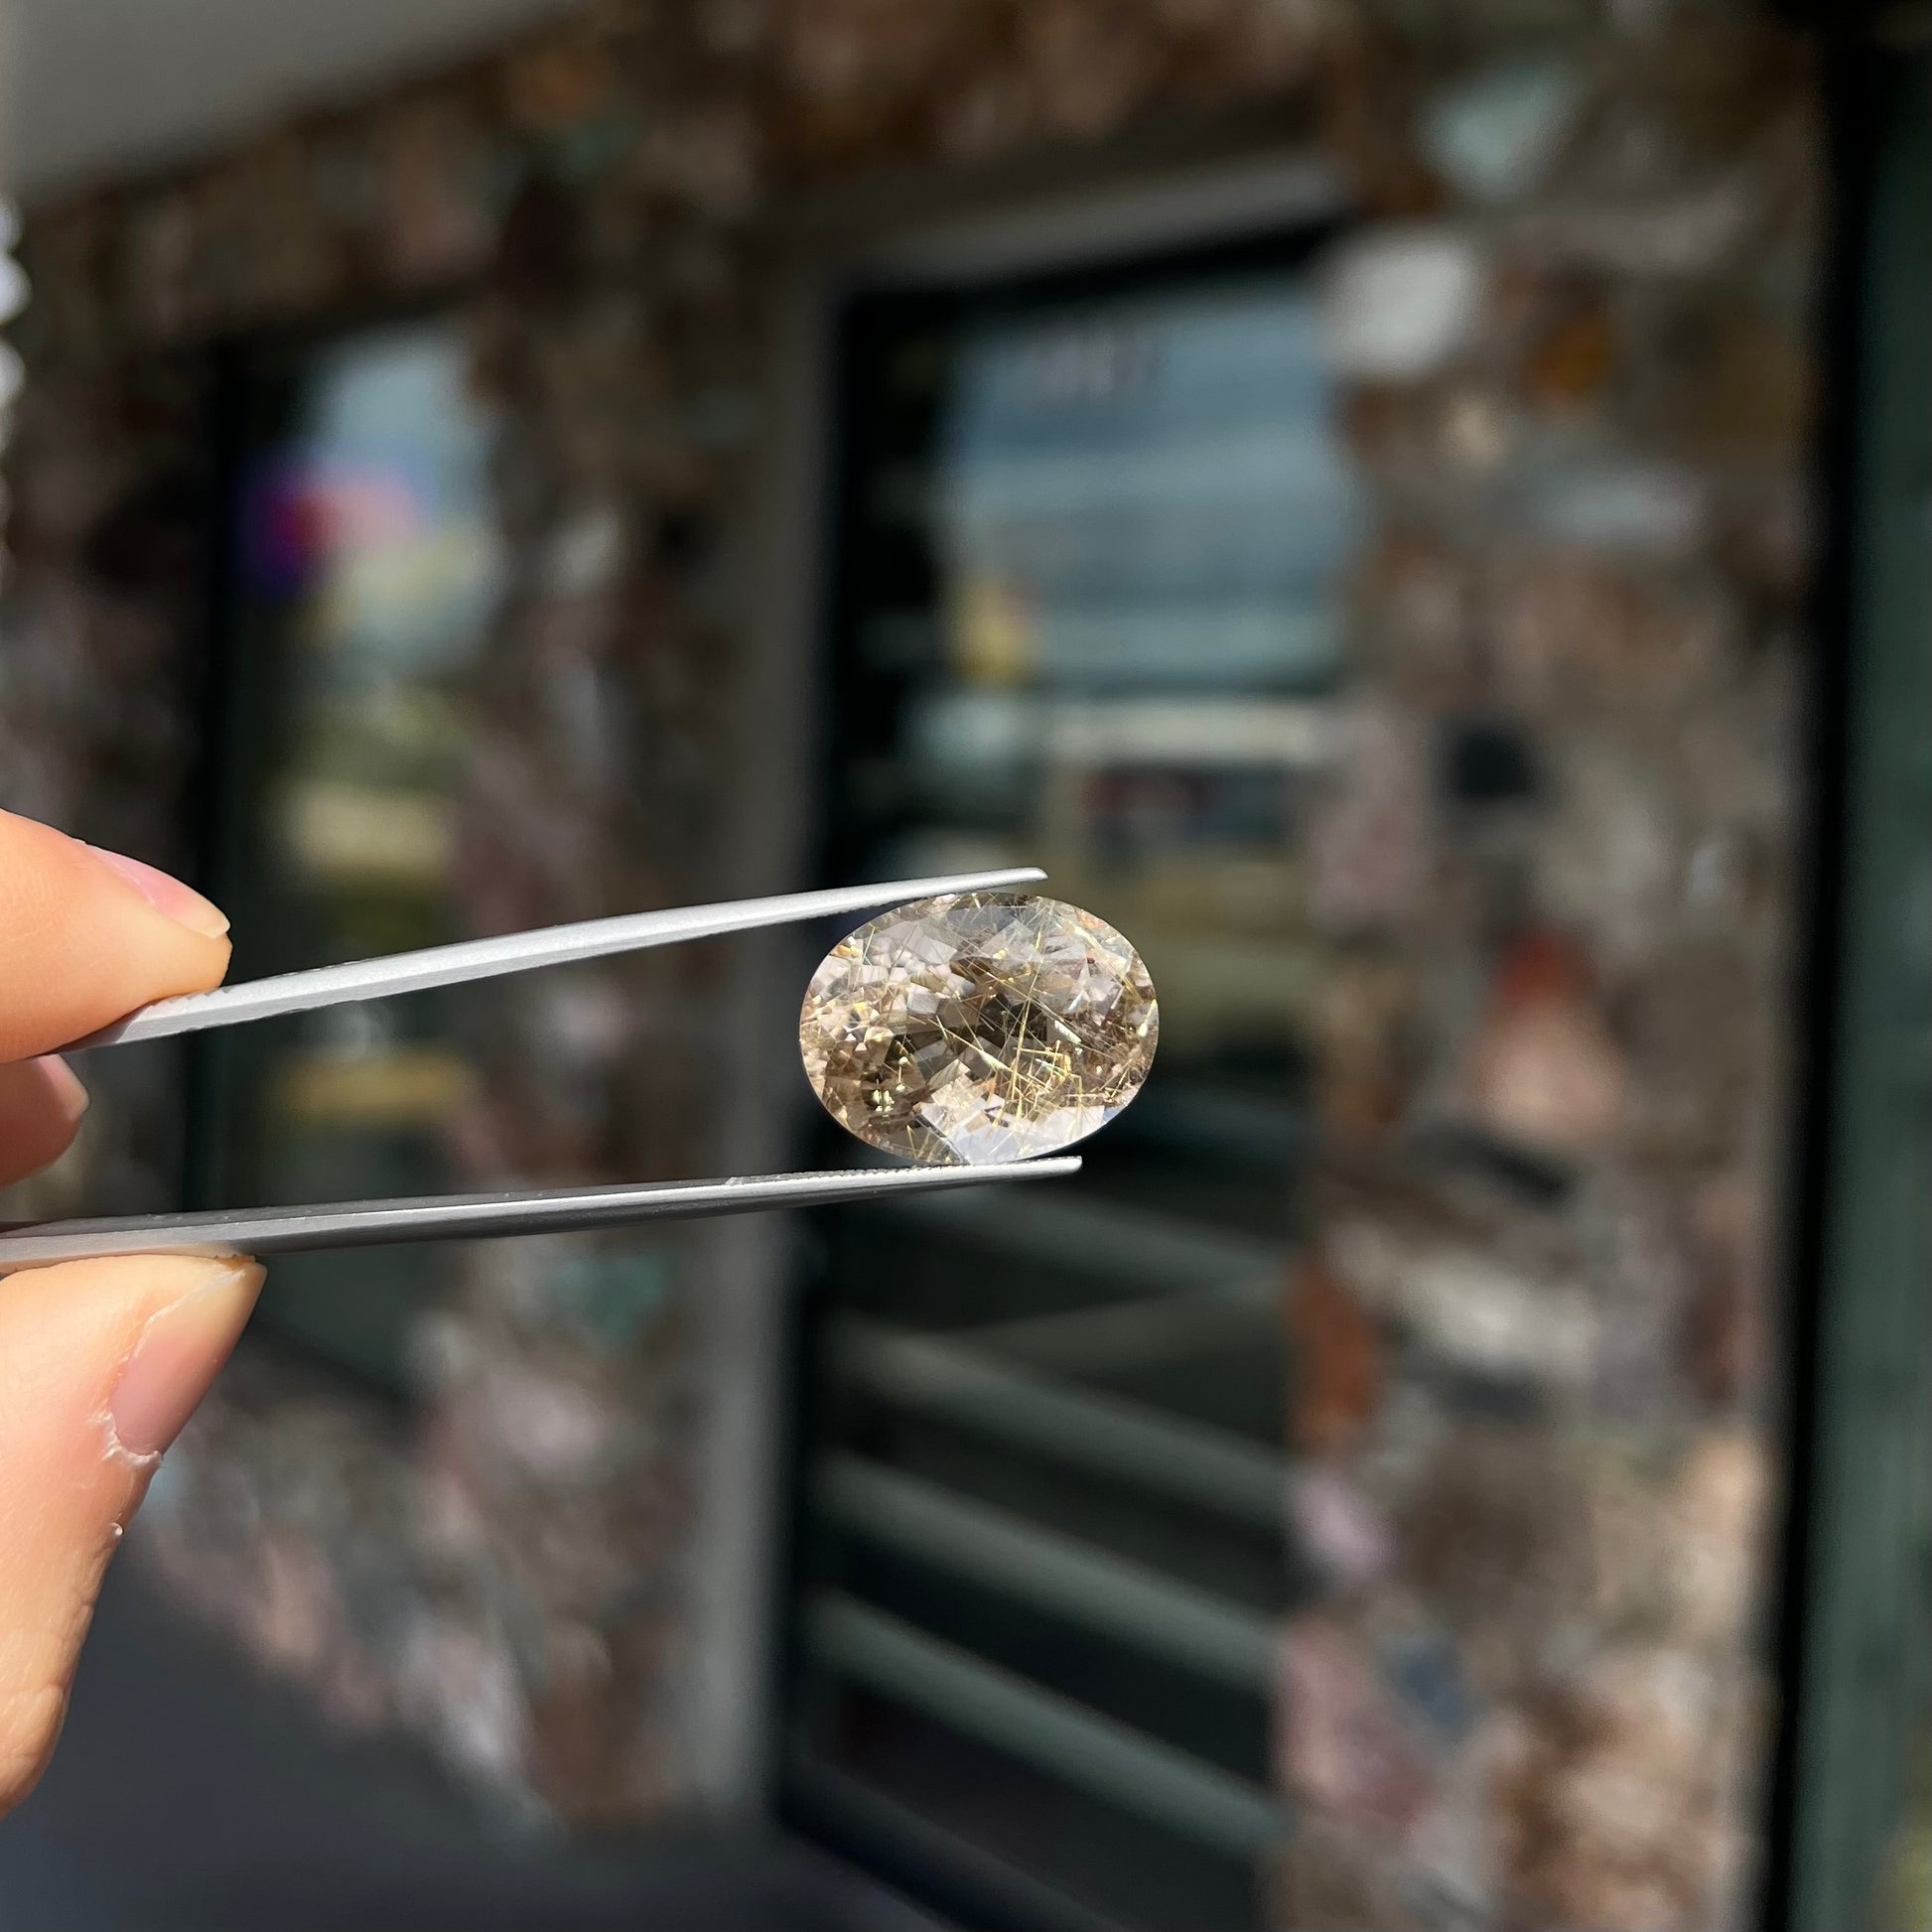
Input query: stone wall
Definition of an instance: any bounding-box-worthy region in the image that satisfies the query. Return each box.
[0,1,1820,1924]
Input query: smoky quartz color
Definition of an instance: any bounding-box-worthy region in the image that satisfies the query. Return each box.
[799,891,1158,1165]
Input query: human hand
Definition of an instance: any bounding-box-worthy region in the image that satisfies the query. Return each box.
[0,808,261,1812]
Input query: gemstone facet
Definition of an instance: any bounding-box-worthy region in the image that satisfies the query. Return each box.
[798,892,1158,1166]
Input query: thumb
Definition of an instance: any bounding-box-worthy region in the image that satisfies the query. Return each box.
[0,1254,262,1812]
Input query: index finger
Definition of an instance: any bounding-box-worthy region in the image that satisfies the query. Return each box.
[0,811,230,1063]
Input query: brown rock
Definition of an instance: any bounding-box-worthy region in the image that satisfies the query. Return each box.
[1268,1817,1419,1931]
[1687,1173,1766,1405]
[502,36,619,132]
[1022,0,1165,140]
[1489,1646,1739,1931]
[1316,952,1418,1146]
[1286,1254,1386,1455]
[1636,294,1815,463]
[1397,1423,1596,1663]
[1522,290,1616,410]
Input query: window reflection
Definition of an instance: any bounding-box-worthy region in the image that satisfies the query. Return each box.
[794,263,1358,1930]
[207,323,502,1381]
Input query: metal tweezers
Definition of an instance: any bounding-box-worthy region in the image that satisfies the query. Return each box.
[0,868,1077,1271]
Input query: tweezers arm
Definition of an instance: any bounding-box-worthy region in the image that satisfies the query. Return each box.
[78,867,1046,1047]
[0,1159,1080,1270]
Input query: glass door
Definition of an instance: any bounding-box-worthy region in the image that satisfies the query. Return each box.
[783,237,1356,1932]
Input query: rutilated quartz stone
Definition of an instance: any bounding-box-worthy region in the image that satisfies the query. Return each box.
[799,892,1158,1165]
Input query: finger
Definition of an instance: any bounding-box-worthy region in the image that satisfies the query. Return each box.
[0,1254,262,1814]
[0,1058,90,1187]
[0,810,230,1062]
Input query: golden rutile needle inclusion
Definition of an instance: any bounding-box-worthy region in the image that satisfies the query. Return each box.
[799,892,1158,1165]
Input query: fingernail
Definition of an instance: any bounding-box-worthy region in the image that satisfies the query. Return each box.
[85,846,229,938]
[37,1055,88,1126]
[107,1260,263,1458]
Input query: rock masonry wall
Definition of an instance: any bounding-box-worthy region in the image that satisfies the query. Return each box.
[0,1,1819,1923]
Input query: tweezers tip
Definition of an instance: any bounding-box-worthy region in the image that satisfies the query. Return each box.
[847,1153,1080,1186]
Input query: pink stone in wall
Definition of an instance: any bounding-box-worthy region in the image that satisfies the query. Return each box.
[1308,704,1435,935]
[1463,931,1625,1157]
[1287,1467,1395,1594]
[1277,1616,1434,1836]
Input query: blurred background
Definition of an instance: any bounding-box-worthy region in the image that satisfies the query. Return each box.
[0,0,1925,1928]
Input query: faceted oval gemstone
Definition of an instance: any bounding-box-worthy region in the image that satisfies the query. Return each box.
[799,892,1158,1166]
